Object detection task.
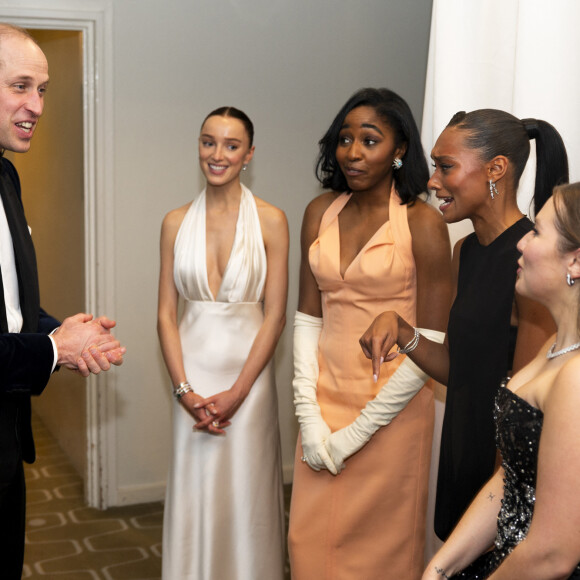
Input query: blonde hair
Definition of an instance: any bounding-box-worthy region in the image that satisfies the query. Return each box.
[553,182,580,335]
[553,182,580,255]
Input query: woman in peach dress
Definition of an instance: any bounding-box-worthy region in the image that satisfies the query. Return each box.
[288,88,453,579]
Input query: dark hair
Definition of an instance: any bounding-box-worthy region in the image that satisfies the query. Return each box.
[201,106,254,147]
[447,109,569,215]
[315,88,429,205]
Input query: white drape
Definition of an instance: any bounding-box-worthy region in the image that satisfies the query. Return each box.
[421,0,580,563]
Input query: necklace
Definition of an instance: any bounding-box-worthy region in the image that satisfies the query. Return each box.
[546,341,580,360]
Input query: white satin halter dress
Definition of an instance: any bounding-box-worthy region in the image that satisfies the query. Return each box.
[162,186,285,580]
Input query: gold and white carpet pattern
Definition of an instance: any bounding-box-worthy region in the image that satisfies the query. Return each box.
[23,413,163,579]
[22,413,292,579]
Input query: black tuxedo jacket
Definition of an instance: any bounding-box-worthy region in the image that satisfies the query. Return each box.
[0,157,59,464]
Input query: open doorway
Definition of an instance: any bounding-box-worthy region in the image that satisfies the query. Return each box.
[1,3,117,508]
[5,29,87,481]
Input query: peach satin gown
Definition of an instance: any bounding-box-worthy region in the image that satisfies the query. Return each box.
[288,189,434,580]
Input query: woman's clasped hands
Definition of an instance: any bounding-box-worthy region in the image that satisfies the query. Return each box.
[181,387,246,435]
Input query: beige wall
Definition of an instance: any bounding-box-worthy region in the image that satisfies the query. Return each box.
[2,0,434,504]
[7,30,86,477]
[109,0,433,502]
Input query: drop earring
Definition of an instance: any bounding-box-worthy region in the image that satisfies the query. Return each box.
[489,180,499,199]
[242,165,248,171]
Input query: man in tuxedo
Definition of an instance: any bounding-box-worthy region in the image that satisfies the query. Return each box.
[0,23,125,577]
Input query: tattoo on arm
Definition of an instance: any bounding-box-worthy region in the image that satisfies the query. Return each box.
[488,492,495,501]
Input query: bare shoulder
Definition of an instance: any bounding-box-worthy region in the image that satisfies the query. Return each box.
[305,191,339,216]
[253,196,289,252]
[541,354,580,416]
[297,191,339,249]
[160,202,192,252]
[162,202,191,231]
[303,191,339,227]
[452,235,467,257]
[407,197,443,222]
[407,199,451,257]
[555,355,580,392]
[407,198,448,236]
[253,195,288,229]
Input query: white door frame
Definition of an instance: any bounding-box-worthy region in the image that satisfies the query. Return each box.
[1,0,116,508]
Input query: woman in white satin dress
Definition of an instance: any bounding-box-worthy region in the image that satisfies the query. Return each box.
[157,107,289,580]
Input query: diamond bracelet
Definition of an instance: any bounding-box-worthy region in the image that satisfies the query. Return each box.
[173,381,193,399]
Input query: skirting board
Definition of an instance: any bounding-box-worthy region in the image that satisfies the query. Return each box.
[115,482,167,507]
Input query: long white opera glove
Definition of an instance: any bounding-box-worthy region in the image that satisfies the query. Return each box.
[293,311,337,475]
[326,328,446,473]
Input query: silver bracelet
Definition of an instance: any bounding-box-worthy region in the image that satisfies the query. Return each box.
[173,381,193,399]
[398,327,420,354]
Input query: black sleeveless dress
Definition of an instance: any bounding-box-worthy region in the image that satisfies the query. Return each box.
[435,217,534,540]
[453,382,580,578]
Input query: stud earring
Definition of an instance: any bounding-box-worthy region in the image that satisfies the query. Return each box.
[567,273,575,287]
[489,180,499,199]
[392,157,403,170]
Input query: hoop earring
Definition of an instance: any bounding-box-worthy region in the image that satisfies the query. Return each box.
[392,158,403,170]
[489,180,499,199]
[567,273,575,287]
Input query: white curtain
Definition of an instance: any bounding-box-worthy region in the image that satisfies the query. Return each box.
[421,0,580,562]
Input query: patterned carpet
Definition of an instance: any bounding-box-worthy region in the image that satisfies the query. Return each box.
[23,412,291,579]
[23,413,163,579]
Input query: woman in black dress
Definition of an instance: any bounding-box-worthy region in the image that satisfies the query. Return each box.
[423,182,580,579]
[359,109,568,539]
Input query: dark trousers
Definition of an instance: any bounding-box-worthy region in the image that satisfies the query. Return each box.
[0,456,26,579]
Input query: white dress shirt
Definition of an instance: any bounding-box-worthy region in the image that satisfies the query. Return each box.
[0,195,58,369]
[0,194,24,333]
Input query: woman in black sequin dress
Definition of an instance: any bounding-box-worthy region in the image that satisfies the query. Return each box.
[423,182,580,579]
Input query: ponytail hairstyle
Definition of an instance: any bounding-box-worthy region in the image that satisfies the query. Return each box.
[201,106,254,147]
[447,109,568,216]
[315,87,429,205]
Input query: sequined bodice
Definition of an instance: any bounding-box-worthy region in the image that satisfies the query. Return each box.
[454,382,580,578]
[494,382,543,553]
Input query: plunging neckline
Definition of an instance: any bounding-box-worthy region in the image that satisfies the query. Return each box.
[338,220,389,280]
[336,194,390,280]
[204,192,243,301]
